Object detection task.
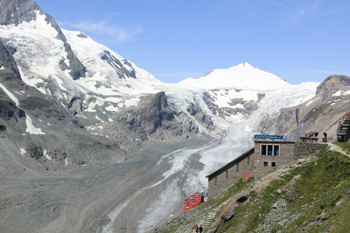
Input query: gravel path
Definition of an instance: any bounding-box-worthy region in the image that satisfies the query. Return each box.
[328,143,349,158]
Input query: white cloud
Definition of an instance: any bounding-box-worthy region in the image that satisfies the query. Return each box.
[59,19,144,42]
[282,0,322,26]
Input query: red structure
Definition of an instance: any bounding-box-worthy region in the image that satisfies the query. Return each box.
[183,192,204,211]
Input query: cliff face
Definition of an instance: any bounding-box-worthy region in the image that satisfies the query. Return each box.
[0,38,21,81]
[0,0,40,26]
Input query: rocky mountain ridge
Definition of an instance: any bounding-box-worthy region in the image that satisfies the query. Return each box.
[0,0,86,80]
[259,74,350,141]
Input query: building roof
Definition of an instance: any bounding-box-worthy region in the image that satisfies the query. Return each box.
[206,147,254,179]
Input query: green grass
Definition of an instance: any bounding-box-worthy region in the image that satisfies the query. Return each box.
[283,149,350,232]
[160,145,350,233]
[216,172,294,233]
[216,147,350,233]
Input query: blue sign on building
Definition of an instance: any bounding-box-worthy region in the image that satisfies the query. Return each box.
[254,135,283,140]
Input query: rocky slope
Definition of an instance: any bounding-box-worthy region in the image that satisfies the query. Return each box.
[0,37,126,176]
[259,75,350,142]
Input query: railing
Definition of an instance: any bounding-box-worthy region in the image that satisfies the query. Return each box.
[299,136,319,143]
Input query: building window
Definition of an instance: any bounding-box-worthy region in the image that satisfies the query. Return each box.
[215,177,217,185]
[261,145,267,156]
[225,170,228,179]
[247,156,250,165]
[236,163,239,172]
[272,162,276,167]
[274,146,279,156]
[264,161,268,167]
[261,145,279,156]
[268,145,273,156]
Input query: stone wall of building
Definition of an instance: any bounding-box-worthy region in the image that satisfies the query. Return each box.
[207,149,254,199]
[254,140,295,178]
[294,142,327,158]
[207,141,327,199]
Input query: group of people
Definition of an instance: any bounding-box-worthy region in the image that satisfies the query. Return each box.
[195,225,203,233]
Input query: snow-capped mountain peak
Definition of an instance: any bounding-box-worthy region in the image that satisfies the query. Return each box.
[179,63,290,90]
[0,0,162,110]
[237,62,255,68]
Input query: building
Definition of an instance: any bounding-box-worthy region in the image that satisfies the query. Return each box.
[206,135,327,199]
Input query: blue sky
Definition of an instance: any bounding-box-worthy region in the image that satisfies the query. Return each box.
[35,0,350,84]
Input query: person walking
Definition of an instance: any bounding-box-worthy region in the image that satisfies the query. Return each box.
[199,225,203,233]
[195,225,199,233]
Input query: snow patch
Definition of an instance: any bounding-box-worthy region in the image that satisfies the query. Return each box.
[19,148,26,156]
[124,97,139,108]
[0,83,19,105]
[228,89,259,101]
[25,115,45,135]
[305,97,320,107]
[43,149,52,160]
[333,90,350,97]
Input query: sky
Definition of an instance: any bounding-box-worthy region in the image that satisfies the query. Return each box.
[34,0,350,85]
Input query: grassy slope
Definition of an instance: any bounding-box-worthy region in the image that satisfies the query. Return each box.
[217,147,350,233]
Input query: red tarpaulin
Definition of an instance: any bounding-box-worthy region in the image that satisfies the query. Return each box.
[183,192,204,211]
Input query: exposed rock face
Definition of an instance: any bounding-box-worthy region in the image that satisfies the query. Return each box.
[259,75,350,141]
[0,33,126,168]
[203,90,265,122]
[114,92,194,142]
[316,75,350,101]
[101,51,136,79]
[187,103,214,131]
[0,38,21,81]
[0,0,40,26]
[0,0,86,80]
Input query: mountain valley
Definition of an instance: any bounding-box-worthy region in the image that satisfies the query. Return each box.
[0,1,349,233]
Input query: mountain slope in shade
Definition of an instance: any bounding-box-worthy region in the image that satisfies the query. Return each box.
[179,62,291,90]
